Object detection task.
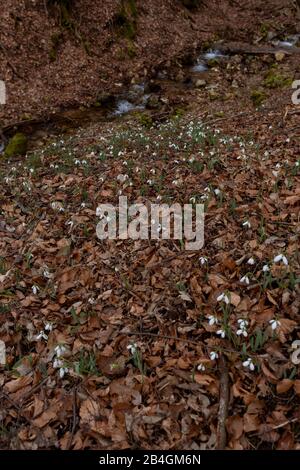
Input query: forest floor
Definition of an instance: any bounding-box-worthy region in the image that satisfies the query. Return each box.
[0,0,300,451]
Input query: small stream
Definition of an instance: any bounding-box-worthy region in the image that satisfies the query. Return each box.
[1,32,298,153]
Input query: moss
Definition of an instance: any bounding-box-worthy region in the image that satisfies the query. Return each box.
[4,133,28,158]
[115,0,137,40]
[171,107,186,120]
[251,89,266,106]
[263,70,292,89]
[126,39,136,58]
[135,112,153,128]
[49,33,62,61]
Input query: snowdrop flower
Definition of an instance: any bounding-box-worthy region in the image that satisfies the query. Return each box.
[242,357,255,371]
[53,358,63,369]
[96,206,103,217]
[214,188,221,196]
[272,170,279,178]
[66,220,74,229]
[150,168,156,174]
[54,345,67,358]
[43,269,51,279]
[147,179,153,185]
[208,315,218,326]
[117,174,128,183]
[45,323,53,332]
[209,351,219,361]
[242,220,251,229]
[36,330,48,341]
[74,159,81,165]
[127,343,137,355]
[269,319,281,330]
[237,327,248,337]
[81,202,86,208]
[59,367,68,378]
[88,297,95,304]
[216,329,226,338]
[247,257,255,265]
[190,196,196,204]
[172,180,179,185]
[32,285,39,295]
[240,275,250,285]
[263,264,270,272]
[199,256,208,265]
[197,364,206,372]
[217,293,230,305]
[273,254,288,266]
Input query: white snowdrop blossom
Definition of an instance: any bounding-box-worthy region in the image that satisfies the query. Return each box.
[199,256,208,265]
[54,345,67,358]
[44,323,53,332]
[43,269,51,279]
[127,343,137,355]
[208,315,218,326]
[247,257,255,265]
[32,285,39,295]
[117,174,129,183]
[53,358,63,369]
[36,330,48,341]
[240,275,250,285]
[273,254,288,266]
[263,264,270,272]
[242,220,251,229]
[269,319,281,330]
[214,188,221,196]
[59,367,69,379]
[209,351,219,361]
[96,206,102,217]
[237,319,249,337]
[217,293,230,305]
[216,329,226,338]
[197,364,206,372]
[242,357,255,371]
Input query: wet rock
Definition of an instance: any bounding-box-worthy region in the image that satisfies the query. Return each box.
[195,79,206,88]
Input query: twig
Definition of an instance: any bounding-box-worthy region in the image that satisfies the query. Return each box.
[19,377,48,403]
[216,354,229,450]
[67,386,78,450]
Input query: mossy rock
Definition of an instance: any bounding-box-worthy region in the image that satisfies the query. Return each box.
[251,89,266,107]
[135,112,153,128]
[4,133,28,158]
